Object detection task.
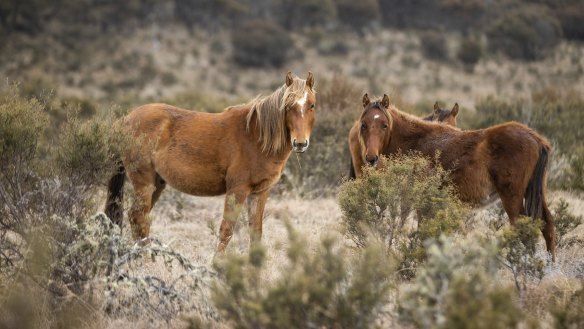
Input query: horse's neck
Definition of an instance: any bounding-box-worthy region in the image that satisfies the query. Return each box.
[244,106,293,161]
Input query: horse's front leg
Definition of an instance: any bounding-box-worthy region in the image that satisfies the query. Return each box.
[247,190,270,246]
[217,188,250,254]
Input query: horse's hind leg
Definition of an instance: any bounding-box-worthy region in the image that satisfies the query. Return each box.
[127,170,162,240]
[541,203,556,260]
[498,191,525,226]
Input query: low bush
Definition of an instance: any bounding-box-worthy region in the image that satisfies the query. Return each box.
[498,217,546,298]
[210,223,394,329]
[399,235,523,329]
[338,154,468,277]
[553,199,583,248]
[0,87,218,327]
[231,20,293,68]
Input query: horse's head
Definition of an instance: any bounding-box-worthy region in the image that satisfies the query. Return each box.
[430,102,459,126]
[359,93,391,167]
[284,71,316,153]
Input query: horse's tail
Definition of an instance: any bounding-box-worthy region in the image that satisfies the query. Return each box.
[105,159,125,227]
[349,157,356,180]
[525,144,555,259]
[525,145,549,220]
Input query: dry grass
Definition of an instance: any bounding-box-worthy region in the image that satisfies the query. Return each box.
[86,187,583,328]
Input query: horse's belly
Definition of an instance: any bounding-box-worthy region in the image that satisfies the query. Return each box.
[156,163,227,196]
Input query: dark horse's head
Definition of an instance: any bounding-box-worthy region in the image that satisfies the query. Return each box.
[359,93,391,167]
[285,71,316,153]
[425,102,459,126]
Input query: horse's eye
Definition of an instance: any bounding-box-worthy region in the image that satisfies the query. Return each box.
[361,123,367,130]
[382,123,388,129]
[310,104,315,109]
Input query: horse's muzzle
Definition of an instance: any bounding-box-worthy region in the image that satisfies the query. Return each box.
[365,155,379,167]
[292,139,309,153]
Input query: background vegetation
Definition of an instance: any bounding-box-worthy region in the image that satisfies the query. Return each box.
[1,1,584,328]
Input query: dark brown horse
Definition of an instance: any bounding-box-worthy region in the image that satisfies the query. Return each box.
[422,102,459,127]
[105,71,317,253]
[348,94,555,259]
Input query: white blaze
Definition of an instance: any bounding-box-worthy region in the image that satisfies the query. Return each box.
[373,114,380,120]
[296,91,308,117]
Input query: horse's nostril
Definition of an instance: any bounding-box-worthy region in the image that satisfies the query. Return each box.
[292,139,297,147]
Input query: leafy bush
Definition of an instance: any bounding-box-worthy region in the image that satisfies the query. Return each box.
[210,223,394,329]
[486,6,562,60]
[338,154,468,277]
[0,88,218,327]
[399,235,523,329]
[553,284,584,329]
[553,199,583,248]
[499,217,546,297]
[420,31,449,61]
[457,37,483,71]
[231,20,293,68]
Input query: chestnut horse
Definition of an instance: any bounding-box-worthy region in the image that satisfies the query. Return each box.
[422,102,459,127]
[348,94,555,259]
[105,71,316,253]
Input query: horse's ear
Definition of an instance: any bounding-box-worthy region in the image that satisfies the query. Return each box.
[306,71,314,90]
[381,94,390,109]
[286,71,293,87]
[451,103,459,117]
[433,101,440,113]
[362,93,370,108]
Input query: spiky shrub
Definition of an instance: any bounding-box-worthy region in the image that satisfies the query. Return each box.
[399,235,523,329]
[553,199,583,248]
[338,154,467,276]
[210,223,395,329]
[499,217,546,297]
[0,88,218,326]
[552,284,584,329]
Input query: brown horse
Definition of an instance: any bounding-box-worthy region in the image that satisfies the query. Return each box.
[105,71,317,253]
[348,94,555,259]
[422,102,459,127]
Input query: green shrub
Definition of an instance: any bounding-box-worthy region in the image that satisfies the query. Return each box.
[338,154,467,277]
[499,217,546,297]
[457,38,483,71]
[553,199,583,248]
[553,284,584,329]
[211,223,394,329]
[420,31,449,61]
[399,235,522,329]
[486,6,562,61]
[565,146,584,191]
[231,20,293,68]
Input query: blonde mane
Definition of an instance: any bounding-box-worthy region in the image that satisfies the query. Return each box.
[246,77,311,155]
